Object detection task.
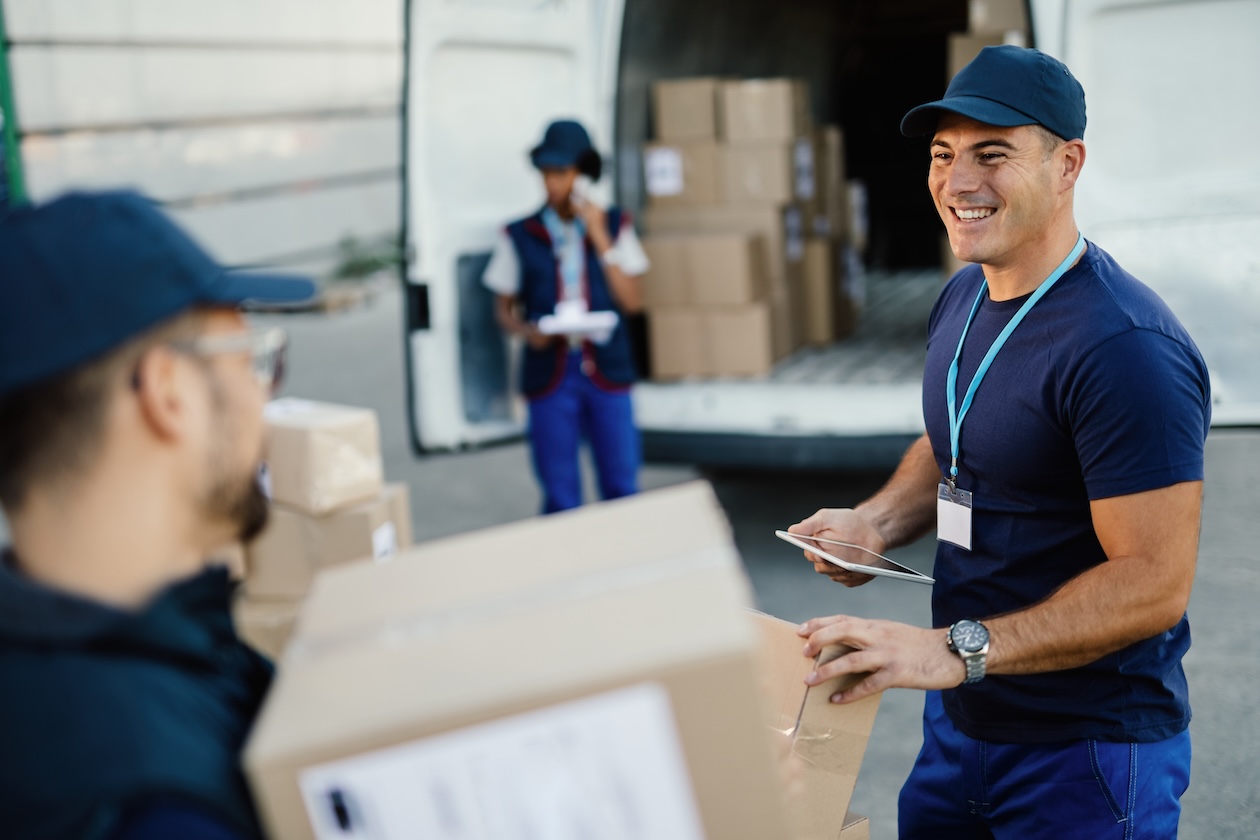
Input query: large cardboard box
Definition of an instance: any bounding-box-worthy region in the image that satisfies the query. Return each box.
[800,236,859,345]
[263,398,384,515]
[234,597,301,662]
[968,0,1029,35]
[245,482,413,599]
[721,78,812,144]
[724,137,817,208]
[245,483,798,840]
[652,77,723,141]
[648,309,707,379]
[948,31,1027,79]
[642,232,768,308]
[814,125,848,239]
[644,202,801,293]
[705,303,775,377]
[642,140,724,206]
[752,612,881,840]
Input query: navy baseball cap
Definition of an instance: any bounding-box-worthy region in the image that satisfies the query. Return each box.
[530,119,601,177]
[0,190,316,398]
[901,45,1086,141]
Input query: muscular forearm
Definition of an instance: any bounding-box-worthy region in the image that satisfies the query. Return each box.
[856,434,940,551]
[985,481,1201,674]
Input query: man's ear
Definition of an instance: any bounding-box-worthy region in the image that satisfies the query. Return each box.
[1060,139,1086,191]
[132,346,192,443]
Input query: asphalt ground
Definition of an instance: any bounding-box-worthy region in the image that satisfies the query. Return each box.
[5,281,1254,837]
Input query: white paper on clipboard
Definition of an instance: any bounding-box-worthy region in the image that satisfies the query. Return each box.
[775,530,934,584]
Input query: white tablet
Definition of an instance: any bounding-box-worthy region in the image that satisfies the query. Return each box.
[775,530,934,585]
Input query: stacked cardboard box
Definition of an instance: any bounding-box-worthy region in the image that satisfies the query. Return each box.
[947,0,1030,79]
[233,398,413,662]
[641,77,859,374]
[244,482,880,839]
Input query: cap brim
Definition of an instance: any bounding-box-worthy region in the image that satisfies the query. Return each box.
[209,270,317,305]
[530,147,579,169]
[901,95,1040,137]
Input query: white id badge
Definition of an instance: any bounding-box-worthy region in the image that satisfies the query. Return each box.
[937,482,973,550]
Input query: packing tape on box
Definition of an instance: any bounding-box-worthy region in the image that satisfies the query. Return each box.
[286,545,735,665]
[791,644,879,772]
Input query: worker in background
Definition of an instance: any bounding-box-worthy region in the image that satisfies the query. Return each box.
[0,190,314,839]
[790,46,1208,837]
[482,119,650,514]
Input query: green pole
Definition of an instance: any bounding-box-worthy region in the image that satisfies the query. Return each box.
[0,1,28,205]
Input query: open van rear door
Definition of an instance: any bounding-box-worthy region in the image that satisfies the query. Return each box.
[1036,0,1260,424]
[402,0,625,452]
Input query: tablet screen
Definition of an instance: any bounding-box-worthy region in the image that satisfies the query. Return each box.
[775,531,934,584]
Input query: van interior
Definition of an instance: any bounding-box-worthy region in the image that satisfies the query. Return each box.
[616,0,972,271]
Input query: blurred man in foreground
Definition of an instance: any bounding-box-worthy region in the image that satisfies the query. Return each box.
[0,191,313,839]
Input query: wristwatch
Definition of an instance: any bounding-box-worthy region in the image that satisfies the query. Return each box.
[947,619,990,684]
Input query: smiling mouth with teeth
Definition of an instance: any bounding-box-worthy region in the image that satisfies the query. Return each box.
[954,207,996,221]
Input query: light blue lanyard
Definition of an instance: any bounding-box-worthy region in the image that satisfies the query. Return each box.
[541,207,586,302]
[946,233,1086,482]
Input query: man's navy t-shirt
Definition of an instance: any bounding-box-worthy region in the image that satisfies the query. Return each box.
[922,241,1211,744]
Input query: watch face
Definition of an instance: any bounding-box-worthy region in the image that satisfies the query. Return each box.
[952,620,989,653]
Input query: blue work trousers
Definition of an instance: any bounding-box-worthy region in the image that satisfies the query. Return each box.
[899,691,1190,839]
[527,351,640,514]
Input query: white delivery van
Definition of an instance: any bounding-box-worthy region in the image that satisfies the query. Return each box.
[399,0,1260,468]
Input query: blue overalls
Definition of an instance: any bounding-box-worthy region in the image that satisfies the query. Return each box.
[505,206,640,514]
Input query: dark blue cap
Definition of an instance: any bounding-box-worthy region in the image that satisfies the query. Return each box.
[0,190,316,398]
[530,119,595,170]
[901,45,1086,141]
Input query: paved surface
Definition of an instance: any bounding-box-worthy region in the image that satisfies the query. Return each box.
[7,280,1253,836]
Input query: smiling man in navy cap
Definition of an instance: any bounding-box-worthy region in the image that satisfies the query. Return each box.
[0,190,313,839]
[789,47,1210,837]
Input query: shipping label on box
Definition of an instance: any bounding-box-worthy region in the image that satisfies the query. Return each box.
[653,77,723,142]
[298,682,705,840]
[264,398,383,515]
[643,142,724,206]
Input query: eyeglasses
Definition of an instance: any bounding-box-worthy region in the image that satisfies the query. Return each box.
[170,326,288,395]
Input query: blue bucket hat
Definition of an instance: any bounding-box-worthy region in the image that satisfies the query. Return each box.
[0,190,316,398]
[901,45,1086,141]
[529,119,602,181]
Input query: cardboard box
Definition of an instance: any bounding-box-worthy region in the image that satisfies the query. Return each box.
[948,31,1027,79]
[245,482,413,599]
[644,203,801,293]
[705,303,775,377]
[648,308,707,380]
[263,398,384,515]
[770,283,799,361]
[968,0,1029,35]
[642,232,769,309]
[814,125,848,239]
[721,78,812,144]
[653,77,723,141]
[642,140,724,206]
[752,612,881,840]
[801,238,836,345]
[245,483,797,840]
[723,137,817,208]
[234,597,300,662]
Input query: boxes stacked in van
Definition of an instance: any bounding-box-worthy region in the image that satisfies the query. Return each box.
[941,0,1032,281]
[640,77,859,380]
[232,398,413,661]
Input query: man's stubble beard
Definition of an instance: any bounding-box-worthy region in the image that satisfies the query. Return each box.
[201,368,271,544]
